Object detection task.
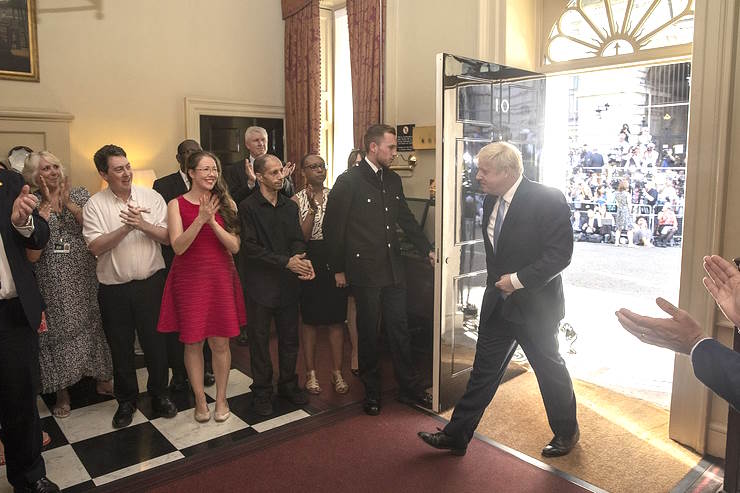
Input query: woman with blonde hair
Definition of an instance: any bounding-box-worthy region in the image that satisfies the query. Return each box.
[158,150,245,423]
[23,151,113,418]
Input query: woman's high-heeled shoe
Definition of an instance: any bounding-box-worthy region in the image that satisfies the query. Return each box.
[331,371,349,394]
[214,407,230,423]
[305,370,322,394]
[194,407,211,423]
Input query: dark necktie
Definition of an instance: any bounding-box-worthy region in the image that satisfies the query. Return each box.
[493,198,506,253]
[376,168,383,182]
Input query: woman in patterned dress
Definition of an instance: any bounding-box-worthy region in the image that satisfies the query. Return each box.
[614,179,634,246]
[22,151,113,418]
[293,154,349,395]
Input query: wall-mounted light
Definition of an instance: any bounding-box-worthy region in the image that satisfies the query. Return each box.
[390,153,417,171]
[663,113,672,120]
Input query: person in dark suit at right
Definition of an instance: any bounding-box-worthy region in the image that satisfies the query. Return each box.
[152,139,216,388]
[323,124,434,416]
[617,254,740,410]
[0,168,59,492]
[418,141,579,457]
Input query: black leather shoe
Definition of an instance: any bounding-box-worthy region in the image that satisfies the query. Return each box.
[204,371,216,387]
[13,476,60,493]
[169,373,189,392]
[398,391,432,408]
[112,402,136,429]
[278,387,308,406]
[418,429,467,456]
[253,394,273,416]
[541,427,580,457]
[363,397,381,416]
[152,396,178,419]
[236,331,249,346]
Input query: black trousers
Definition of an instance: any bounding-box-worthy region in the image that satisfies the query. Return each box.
[444,300,578,445]
[0,298,45,487]
[353,284,421,400]
[245,295,299,396]
[98,270,169,404]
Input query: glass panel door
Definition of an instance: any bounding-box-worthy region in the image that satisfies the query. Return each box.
[433,54,546,411]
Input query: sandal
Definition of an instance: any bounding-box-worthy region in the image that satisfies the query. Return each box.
[331,371,349,394]
[96,380,114,396]
[42,431,51,447]
[0,439,4,466]
[52,402,70,419]
[305,370,322,394]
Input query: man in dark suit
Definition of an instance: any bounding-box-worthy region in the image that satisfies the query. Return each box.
[0,169,59,492]
[152,139,216,387]
[418,141,579,457]
[222,126,295,205]
[617,254,740,410]
[323,124,434,416]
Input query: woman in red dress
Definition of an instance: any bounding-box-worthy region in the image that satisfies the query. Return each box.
[158,151,245,423]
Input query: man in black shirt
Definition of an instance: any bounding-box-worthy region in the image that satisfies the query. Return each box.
[323,124,434,416]
[239,154,315,416]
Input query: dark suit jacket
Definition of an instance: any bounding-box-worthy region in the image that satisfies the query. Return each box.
[152,170,188,268]
[238,190,305,308]
[323,161,432,288]
[0,169,50,330]
[480,177,573,328]
[692,338,740,410]
[223,159,294,206]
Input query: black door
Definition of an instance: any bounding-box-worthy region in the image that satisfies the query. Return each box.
[199,115,284,166]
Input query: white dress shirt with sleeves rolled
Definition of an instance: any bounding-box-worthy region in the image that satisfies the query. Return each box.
[82,185,167,285]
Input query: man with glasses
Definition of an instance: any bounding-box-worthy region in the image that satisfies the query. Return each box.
[153,139,215,390]
[83,144,177,429]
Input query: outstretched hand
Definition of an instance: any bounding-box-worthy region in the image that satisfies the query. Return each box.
[702,255,740,327]
[615,297,705,355]
[11,185,38,227]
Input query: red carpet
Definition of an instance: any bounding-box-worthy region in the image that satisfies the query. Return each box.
[145,401,591,493]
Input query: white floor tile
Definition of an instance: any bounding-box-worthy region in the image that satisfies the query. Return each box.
[41,444,92,490]
[37,396,51,419]
[54,399,147,443]
[150,403,249,450]
[92,451,184,486]
[204,368,253,400]
[252,410,311,433]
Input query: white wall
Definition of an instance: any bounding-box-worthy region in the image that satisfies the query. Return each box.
[0,0,284,192]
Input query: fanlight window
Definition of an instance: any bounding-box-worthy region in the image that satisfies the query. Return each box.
[546,0,695,64]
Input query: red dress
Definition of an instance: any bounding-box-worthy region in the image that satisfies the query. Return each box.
[158,196,246,343]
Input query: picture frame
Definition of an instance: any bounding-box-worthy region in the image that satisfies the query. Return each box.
[0,0,39,82]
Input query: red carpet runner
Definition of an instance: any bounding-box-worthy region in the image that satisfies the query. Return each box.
[145,401,590,493]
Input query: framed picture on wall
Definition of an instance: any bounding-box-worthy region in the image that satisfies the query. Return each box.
[0,0,39,82]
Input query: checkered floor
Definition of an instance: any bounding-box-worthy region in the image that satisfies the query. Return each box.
[0,368,316,492]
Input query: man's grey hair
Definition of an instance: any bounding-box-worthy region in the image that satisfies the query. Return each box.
[244,126,268,141]
[476,141,523,175]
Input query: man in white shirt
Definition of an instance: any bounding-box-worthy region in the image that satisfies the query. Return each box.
[83,144,177,429]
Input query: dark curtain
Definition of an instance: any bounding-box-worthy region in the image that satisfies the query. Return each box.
[283,0,321,192]
[347,0,386,150]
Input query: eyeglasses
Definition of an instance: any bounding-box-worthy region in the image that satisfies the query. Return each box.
[305,163,326,170]
[195,167,219,175]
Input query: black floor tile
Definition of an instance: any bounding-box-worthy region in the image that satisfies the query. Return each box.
[72,422,176,478]
[41,377,115,412]
[227,393,300,426]
[62,479,96,493]
[40,416,68,451]
[179,427,259,457]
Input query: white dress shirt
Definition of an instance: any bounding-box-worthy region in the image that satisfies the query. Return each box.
[0,218,34,299]
[82,185,167,285]
[487,174,524,290]
[179,170,190,189]
[365,157,380,174]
